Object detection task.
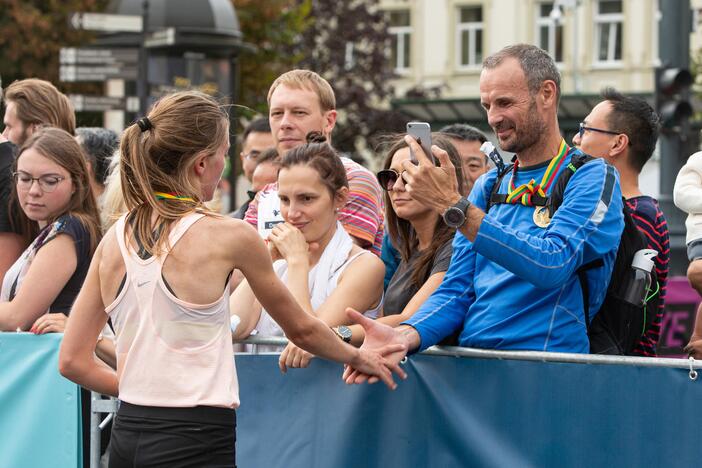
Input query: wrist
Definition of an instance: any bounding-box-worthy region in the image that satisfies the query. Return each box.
[397,324,419,351]
[348,347,363,367]
[438,193,463,215]
[286,255,309,268]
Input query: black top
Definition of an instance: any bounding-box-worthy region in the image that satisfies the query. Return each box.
[383,239,453,316]
[7,215,93,314]
[0,141,18,233]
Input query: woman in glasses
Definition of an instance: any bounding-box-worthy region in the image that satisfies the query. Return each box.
[231,132,385,366]
[342,133,465,346]
[0,127,102,332]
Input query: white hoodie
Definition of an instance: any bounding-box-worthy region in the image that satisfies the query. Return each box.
[674,151,702,244]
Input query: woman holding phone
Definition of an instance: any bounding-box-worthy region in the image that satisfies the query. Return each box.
[345,133,465,346]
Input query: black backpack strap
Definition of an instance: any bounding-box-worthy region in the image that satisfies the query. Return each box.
[486,164,514,213]
[552,151,598,333]
[547,151,594,216]
[576,258,605,332]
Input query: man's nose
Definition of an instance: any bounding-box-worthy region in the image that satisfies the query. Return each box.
[486,108,502,128]
[572,131,581,147]
[280,110,294,129]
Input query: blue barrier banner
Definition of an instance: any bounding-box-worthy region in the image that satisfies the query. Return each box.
[0,332,82,468]
[236,353,702,468]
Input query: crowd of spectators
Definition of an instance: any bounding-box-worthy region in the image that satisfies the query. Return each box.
[0,40,693,466]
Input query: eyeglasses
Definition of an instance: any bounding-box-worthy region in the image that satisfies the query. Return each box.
[13,171,66,193]
[377,169,403,191]
[243,150,261,161]
[578,122,621,140]
[246,190,258,201]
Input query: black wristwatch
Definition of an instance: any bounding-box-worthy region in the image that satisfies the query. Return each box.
[333,325,352,343]
[442,196,471,228]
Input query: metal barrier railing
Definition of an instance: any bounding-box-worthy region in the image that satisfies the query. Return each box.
[89,335,702,467]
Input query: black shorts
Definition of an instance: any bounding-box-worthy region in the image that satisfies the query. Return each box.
[688,239,702,261]
[109,402,237,468]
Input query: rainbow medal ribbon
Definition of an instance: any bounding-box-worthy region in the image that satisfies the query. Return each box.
[154,191,195,202]
[504,140,569,228]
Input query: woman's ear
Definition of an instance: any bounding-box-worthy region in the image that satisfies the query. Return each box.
[335,186,349,211]
[192,151,208,176]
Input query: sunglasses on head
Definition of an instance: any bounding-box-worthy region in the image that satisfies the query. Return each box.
[377,169,402,191]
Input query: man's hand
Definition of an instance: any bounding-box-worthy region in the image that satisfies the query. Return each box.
[342,308,409,385]
[684,337,702,359]
[401,135,462,215]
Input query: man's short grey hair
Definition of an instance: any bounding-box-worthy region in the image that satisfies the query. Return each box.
[483,44,561,103]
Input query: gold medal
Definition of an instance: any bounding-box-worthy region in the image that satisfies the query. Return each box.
[533,206,551,228]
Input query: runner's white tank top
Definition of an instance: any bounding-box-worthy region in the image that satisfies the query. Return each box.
[106,213,239,409]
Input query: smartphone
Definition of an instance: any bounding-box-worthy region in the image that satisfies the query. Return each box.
[406,122,436,164]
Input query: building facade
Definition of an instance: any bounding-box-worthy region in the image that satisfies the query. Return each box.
[381,0,702,199]
[383,0,661,99]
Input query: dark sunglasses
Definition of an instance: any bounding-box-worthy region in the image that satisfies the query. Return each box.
[246,190,258,201]
[377,169,402,191]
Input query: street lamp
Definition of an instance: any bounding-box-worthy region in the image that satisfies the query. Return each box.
[550,0,582,94]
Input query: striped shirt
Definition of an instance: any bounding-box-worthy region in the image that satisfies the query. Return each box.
[244,157,384,255]
[627,196,669,357]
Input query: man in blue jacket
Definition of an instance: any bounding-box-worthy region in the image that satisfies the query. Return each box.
[345,44,624,374]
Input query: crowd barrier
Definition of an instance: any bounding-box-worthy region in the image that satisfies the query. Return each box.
[4,330,702,468]
[234,337,702,468]
[0,333,82,468]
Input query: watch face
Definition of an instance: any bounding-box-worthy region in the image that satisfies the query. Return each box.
[444,207,465,227]
[337,326,352,342]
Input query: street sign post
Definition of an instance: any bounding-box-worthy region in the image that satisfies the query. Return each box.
[59,47,139,82]
[144,28,176,48]
[59,47,138,65]
[59,65,138,82]
[69,94,140,112]
[69,12,142,33]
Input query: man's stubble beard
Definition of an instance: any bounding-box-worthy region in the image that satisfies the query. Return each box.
[497,99,547,155]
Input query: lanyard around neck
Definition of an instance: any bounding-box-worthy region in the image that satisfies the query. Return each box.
[154,191,195,202]
[505,140,569,206]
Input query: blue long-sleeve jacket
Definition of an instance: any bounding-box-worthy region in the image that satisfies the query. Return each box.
[404,153,624,353]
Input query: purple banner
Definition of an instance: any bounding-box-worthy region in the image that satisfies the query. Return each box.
[658,276,700,356]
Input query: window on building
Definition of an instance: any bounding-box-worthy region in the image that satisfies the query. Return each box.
[595,0,623,63]
[457,6,483,68]
[536,2,563,63]
[389,10,411,72]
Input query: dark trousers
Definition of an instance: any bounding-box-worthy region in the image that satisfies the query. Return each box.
[108,402,236,468]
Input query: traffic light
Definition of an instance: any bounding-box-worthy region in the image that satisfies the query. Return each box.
[655,67,693,131]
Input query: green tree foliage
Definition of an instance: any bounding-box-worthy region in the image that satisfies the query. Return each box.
[234,0,406,156]
[233,0,311,116]
[284,0,406,155]
[0,0,107,86]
